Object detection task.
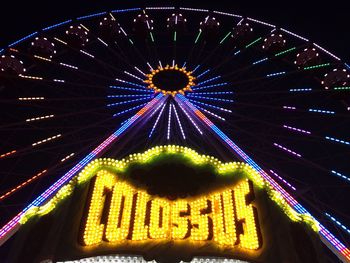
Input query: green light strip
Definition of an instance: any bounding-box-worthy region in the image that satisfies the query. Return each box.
[174,31,177,42]
[195,30,202,44]
[245,37,262,48]
[334,87,350,90]
[128,39,134,45]
[275,47,297,57]
[220,31,231,44]
[150,32,155,42]
[303,63,330,70]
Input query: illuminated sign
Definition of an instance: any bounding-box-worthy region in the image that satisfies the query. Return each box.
[11,146,328,263]
[82,170,261,251]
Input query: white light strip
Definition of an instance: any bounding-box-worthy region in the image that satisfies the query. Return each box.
[61,153,75,162]
[280,28,309,42]
[97,37,108,47]
[213,10,242,18]
[53,37,68,45]
[247,17,275,28]
[26,114,54,122]
[167,104,172,140]
[19,74,43,80]
[32,134,61,146]
[134,66,146,76]
[146,7,175,10]
[80,50,95,58]
[60,62,78,70]
[124,71,144,81]
[172,104,186,139]
[53,79,65,83]
[18,97,45,101]
[180,7,209,12]
[34,55,52,62]
[313,43,341,61]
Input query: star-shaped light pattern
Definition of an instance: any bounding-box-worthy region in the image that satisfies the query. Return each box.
[107,62,233,141]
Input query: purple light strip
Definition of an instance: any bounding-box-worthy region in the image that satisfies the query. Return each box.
[269,169,296,191]
[149,103,167,138]
[172,104,186,139]
[175,94,350,261]
[283,106,296,110]
[283,125,311,135]
[177,101,203,135]
[0,94,165,243]
[273,143,302,157]
[192,82,228,91]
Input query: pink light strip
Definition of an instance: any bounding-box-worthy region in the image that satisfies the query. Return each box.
[273,143,302,157]
[0,94,165,245]
[175,94,350,261]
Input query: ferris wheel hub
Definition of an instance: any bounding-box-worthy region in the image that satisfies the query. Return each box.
[144,65,195,96]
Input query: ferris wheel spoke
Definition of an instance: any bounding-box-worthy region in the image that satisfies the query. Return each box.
[189,98,232,113]
[80,19,150,74]
[52,38,126,80]
[0,7,349,261]
[149,102,167,138]
[212,44,305,81]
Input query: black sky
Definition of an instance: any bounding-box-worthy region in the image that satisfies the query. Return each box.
[0,0,349,63]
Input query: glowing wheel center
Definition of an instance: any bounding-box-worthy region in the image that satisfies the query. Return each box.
[144,65,195,96]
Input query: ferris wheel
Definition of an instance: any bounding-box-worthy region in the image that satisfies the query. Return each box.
[0,6,349,262]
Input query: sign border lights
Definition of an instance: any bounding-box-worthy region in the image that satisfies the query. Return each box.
[19,145,319,243]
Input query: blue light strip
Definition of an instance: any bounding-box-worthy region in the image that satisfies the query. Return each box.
[111,8,142,13]
[175,93,350,261]
[107,97,153,107]
[266,71,286,78]
[110,86,153,93]
[325,136,350,146]
[189,99,232,113]
[325,213,350,235]
[192,82,228,91]
[43,19,73,31]
[0,94,165,245]
[192,91,233,95]
[115,78,148,89]
[252,57,268,65]
[309,109,335,115]
[196,69,210,79]
[107,94,152,98]
[188,94,234,103]
[113,103,147,117]
[8,32,38,47]
[77,11,107,20]
[192,65,200,72]
[197,76,221,86]
[289,88,312,92]
[331,170,350,183]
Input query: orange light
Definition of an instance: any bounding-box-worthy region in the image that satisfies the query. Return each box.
[144,65,196,96]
